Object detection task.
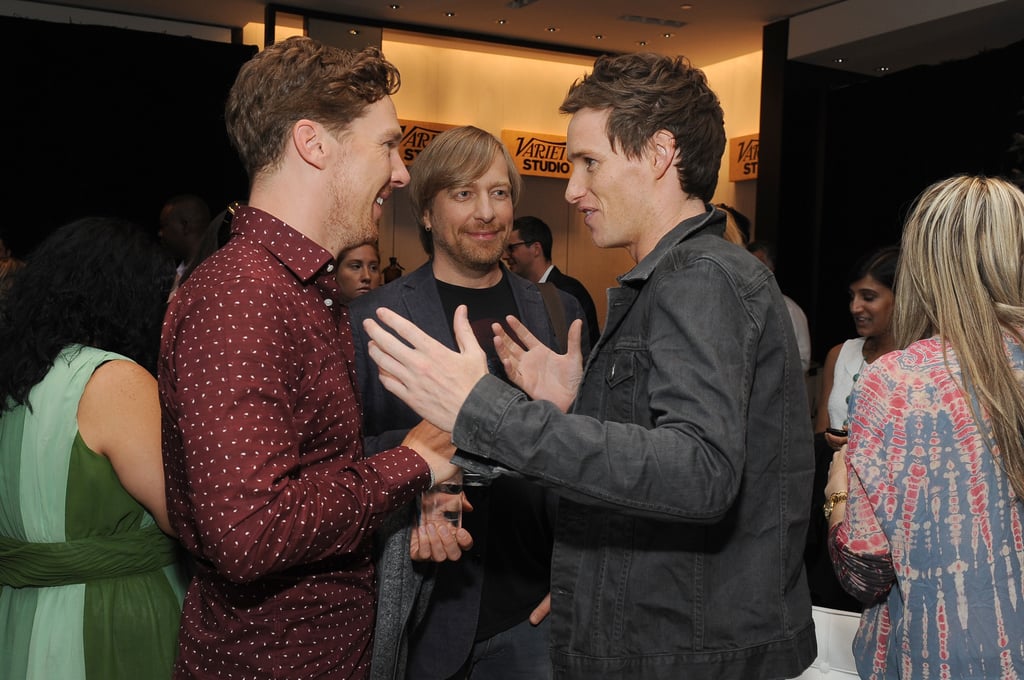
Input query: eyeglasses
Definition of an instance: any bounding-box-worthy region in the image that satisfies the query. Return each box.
[505,240,534,254]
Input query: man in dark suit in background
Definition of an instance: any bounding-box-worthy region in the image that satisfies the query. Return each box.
[504,215,601,342]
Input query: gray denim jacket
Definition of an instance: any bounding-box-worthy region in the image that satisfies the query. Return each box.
[454,207,817,680]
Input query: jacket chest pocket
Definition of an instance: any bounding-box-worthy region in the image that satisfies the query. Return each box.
[603,349,646,423]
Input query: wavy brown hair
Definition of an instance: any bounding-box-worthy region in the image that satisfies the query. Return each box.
[560,52,725,202]
[225,36,400,180]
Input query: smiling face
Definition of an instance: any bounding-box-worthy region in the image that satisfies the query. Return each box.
[849,274,895,339]
[564,107,652,259]
[335,243,380,304]
[325,96,409,254]
[424,152,514,284]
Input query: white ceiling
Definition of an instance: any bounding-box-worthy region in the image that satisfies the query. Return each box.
[10,0,1024,75]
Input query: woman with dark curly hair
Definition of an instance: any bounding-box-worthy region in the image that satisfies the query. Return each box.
[0,216,188,680]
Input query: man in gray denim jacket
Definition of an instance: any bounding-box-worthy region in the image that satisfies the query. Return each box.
[361,52,816,680]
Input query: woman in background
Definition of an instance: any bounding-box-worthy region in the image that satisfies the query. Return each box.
[0,217,187,679]
[336,241,381,304]
[815,245,900,450]
[826,175,1024,677]
[806,245,900,620]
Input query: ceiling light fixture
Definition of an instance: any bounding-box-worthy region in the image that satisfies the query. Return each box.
[663,32,674,38]
[444,11,455,17]
[547,26,559,32]
[620,15,685,28]
[681,4,693,9]
[348,29,360,36]
[389,3,399,9]
[833,57,845,63]
[496,18,507,25]
[877,66,891,72]
[637,40,647,46]
[594,34,604,40]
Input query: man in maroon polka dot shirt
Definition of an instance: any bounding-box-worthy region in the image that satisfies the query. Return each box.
[159,36,460,679]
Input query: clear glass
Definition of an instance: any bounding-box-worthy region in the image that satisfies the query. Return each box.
[419,468,463,529]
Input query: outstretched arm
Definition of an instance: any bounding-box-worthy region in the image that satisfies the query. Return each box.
[364,304,489,432]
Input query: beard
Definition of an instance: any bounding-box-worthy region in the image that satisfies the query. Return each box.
[433,230,507,273]
[326,182,379,256]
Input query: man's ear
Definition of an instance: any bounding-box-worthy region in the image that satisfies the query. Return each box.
[650,130,678,180]
[293,119,328,170]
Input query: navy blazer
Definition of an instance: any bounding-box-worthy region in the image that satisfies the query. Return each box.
[351,261,586,453]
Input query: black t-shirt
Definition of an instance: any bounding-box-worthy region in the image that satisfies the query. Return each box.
[435,275,554,640]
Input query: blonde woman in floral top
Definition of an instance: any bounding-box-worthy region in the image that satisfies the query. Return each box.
[826,174,1024,679]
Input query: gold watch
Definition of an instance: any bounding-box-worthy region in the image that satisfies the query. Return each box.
[823,491,848,520]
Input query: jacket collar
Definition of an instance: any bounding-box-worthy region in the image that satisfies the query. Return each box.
[618,204,725,286]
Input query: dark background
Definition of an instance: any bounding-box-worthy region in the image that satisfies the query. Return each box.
[1,15,254,257]
[758,24,1024,362]
[3,15,1023,364]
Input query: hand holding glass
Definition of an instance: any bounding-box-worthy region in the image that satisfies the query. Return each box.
[419,469,463,529]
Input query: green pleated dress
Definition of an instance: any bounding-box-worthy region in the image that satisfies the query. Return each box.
[0,345,188,680]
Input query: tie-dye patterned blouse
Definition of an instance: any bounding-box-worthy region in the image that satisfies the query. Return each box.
[830,334,1024,679]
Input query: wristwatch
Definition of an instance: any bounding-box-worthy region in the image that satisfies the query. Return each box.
[823,491,848,520]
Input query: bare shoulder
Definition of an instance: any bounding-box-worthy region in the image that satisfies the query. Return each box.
[85,359,155,397]
[79,359,158,455]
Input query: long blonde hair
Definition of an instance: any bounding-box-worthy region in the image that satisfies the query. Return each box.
[895,175,1024,496]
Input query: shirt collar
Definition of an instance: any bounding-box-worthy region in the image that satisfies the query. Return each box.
[538,264,555,283]
[230,206,336,284]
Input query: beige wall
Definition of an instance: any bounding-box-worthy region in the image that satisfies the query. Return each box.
[380,33,762,329]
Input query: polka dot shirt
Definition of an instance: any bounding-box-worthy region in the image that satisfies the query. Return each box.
[159,207,430,679]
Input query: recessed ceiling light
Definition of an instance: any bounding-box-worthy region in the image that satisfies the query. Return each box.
[348,29,360,36]
[663,32,674,38]
[637,40,647,46]
[594,34,604,40]
[877,66,890,72]
[681,3,693,9]
[389,3,399,9]
[833,57,845,63]
[496,18,507,25]
[547,26,559,32]
[444,11,455,17]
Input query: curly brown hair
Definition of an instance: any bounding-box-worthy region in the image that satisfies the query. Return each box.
[225,36,401,180]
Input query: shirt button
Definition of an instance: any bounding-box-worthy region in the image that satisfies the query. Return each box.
[325,298,334,307]
[326,264,335,273]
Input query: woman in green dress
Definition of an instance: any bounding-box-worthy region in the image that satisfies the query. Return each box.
[0,216,188,679]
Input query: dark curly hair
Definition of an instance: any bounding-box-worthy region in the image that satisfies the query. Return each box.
[0,217,174,413]
[560,52,726,202]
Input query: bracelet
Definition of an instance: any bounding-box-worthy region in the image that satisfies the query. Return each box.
[823,491,848,520]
